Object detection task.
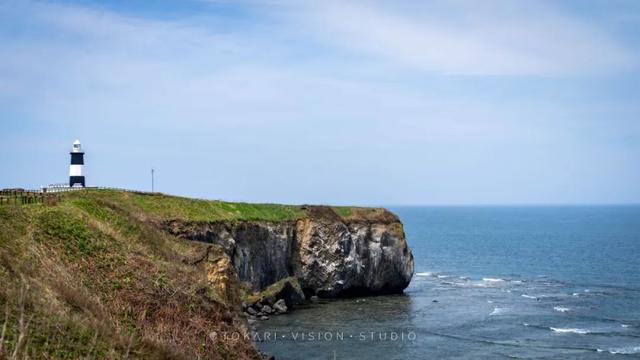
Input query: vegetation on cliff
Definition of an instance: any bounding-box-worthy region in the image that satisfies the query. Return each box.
[0,189,395,359]
[62,189,391,223]
[0,190,263,359]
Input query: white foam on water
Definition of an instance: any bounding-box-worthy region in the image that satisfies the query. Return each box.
[621,324,631,328]
[415,272,433,277]
[483,278,505,283]
[472,282,489,288]
[572,293,580,297]
[437,275,450,279]
[490,307,506,316]
[550,327,590,334]
[601,346,640,355]
[521,294,537,299]
[553,306,570,313]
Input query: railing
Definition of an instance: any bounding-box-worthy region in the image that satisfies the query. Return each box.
[0,189,60,206]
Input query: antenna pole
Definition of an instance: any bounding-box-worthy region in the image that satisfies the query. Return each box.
[151,168,155,192]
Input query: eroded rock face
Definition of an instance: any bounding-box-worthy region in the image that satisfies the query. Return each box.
[165,221,296,291]
[164,207,414,298]
[294,217,414,297]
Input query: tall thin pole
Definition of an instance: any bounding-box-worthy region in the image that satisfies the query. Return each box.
[151,168,155,192]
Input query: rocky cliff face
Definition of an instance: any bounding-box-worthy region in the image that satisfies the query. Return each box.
[164,206,414,299]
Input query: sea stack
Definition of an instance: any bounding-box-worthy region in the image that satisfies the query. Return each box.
[69,139,85,187]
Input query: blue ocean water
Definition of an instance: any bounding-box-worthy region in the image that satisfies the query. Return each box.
[256,206,640,359]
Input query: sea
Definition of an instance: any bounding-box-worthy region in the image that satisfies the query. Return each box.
[255,206,640,359]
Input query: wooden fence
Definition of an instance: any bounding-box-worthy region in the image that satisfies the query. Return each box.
[0,189,60,206]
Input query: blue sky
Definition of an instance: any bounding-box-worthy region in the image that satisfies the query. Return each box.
[1,0,639,205]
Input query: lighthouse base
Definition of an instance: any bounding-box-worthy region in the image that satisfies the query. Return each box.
[69,176,85,188]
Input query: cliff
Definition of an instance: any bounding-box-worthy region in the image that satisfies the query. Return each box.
[164,206,414,298]
[0,189,414,359]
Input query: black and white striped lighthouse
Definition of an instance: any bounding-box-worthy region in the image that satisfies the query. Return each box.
[69,139,85,187]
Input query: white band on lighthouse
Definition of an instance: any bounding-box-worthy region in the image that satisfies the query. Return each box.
[69,164,83,176]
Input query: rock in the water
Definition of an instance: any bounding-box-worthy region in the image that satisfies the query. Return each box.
[261,305,274,314]
[273,299,288,313]
[246,307,258,316]
[273,278,305,307]
[260,315,269,320]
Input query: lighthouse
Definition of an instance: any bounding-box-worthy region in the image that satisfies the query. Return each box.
[69,139,85,187]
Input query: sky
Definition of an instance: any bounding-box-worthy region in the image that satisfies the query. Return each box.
[1,0,639,205]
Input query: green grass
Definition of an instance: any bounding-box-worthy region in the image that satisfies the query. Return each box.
[61,189,386,223]
[34,207,110,257]
[131,193,307,222]
[331,206,353,218]
[63,190,307,222]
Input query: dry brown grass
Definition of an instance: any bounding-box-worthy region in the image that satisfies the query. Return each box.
[0,196,262,359]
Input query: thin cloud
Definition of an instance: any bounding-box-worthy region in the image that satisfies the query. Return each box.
[298,0,635,76]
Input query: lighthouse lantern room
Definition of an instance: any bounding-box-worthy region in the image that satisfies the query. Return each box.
[69,139,85,187]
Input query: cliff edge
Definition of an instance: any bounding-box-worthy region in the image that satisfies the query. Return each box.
[165,205,414,298]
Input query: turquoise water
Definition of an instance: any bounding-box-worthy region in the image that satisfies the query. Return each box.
[256,206,640,359]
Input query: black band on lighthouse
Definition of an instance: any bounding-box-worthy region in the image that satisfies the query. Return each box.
[70,153,84,165]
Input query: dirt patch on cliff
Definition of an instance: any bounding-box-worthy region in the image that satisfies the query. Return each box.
[305,205,399,224]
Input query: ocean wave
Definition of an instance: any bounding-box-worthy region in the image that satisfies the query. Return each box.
[553,306,570,313]
[521,294,538,299]
[483,278,505,283]
[550,327,590,334]
[597,346,640,355]
[415,272,433,277]
[622,324,631,328]
[490,307,506,316]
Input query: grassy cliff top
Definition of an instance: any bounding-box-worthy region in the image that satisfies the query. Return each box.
[61,189,395,223]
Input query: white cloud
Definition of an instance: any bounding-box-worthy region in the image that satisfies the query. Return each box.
[297,0,636,76]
